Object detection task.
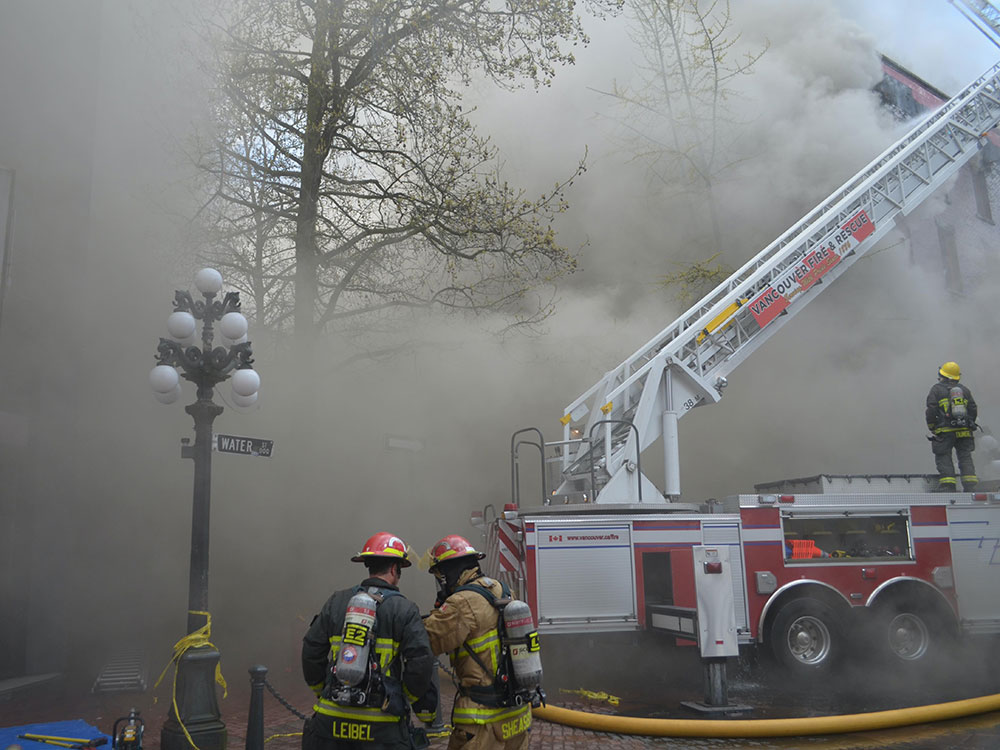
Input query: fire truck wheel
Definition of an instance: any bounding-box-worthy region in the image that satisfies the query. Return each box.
[884,610,931,661]
[770,598,843,675]
[874,601,952,665]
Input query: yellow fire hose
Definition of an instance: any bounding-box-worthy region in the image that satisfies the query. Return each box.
[533,691,1000,738]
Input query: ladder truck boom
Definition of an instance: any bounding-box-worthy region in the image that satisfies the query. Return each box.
[952,0,1000,45]
[558,59,1000,505]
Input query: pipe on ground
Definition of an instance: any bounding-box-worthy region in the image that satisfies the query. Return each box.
[532,692,1000,738]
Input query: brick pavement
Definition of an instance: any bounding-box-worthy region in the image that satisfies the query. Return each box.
[5,663,1000,750]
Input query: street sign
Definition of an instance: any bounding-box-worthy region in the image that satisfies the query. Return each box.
[214,433,274,457]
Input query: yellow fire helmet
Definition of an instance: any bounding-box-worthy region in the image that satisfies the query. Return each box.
[939,361,961,381]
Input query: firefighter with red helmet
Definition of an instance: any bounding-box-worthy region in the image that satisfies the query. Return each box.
[926,361,979,492]
[301,532,438,750]
[422,535,531,750]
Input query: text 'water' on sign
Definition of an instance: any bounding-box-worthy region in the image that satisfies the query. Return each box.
[215,433,274,457]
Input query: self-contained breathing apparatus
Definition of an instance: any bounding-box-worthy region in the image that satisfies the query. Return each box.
[111,709,143,750]
[453,579,546,709]
[948,386,970,427]
[324,586,403,711]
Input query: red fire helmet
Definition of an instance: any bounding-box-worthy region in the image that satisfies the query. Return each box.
[428,534,485,571]
[351,532,412,567]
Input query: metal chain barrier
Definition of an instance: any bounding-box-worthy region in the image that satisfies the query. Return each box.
[247,666,306,750]
[246,660,457,750]
[435,657,455,679]
[263,675,311,721]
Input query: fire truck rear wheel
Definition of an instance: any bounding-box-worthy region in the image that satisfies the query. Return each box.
[885,611,930,661]
[770,598,843,675]
[874,600,952,665]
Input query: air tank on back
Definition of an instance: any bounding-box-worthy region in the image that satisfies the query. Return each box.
[502,599,543,695]
[950,385,968,423]
[334,589,377,687]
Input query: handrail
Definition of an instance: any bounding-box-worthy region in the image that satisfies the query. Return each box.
[589,420,642,503]
[510,427,547,507]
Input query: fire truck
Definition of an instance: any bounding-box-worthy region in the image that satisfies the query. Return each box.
[478,55,1000,676]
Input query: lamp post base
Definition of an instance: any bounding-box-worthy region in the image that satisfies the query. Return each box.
[160,645,227,750]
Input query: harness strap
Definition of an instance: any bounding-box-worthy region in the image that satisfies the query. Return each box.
[451,578,513,707]
[461,641,495,681]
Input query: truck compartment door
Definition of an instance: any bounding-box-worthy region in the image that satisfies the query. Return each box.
[948,506,1000,632]
[534,522,637,632]
[702,519,749,633]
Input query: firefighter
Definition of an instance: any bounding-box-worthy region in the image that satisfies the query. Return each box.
[926,361,979,492]
[301,532,438,750]
[423,535,531,750]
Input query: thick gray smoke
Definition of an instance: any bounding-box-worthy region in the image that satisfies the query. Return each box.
[1,0,999,707]
[449,0,1000,502]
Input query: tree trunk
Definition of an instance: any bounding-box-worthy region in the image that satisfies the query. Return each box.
[294,0,332,346]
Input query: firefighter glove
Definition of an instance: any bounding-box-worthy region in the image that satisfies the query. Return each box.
[411,683,439,725]
[381,677,408,717]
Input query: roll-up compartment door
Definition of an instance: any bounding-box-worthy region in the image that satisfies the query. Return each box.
[534,523,636,629]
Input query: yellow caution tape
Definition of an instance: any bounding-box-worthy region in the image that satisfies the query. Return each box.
[601,402,613,415]
[264,734,302,744]
[152,611,229,750]
[560,413,573,425]
[560,688,620,706]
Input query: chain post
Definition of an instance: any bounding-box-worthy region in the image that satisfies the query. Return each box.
[246,665,267,750]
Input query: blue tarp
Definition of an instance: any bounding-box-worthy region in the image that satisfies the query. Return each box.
[0,720,111,750]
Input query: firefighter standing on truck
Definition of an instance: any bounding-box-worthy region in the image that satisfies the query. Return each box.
[926,361,979,492]
[301,532,438,750]
[423,535,532,750]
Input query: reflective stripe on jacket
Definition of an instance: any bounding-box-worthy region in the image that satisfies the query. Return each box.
[301,577,436,729]
[423,568,531,729]
[926,380,977,434]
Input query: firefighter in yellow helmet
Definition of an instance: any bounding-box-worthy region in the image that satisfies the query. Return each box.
[423,535,531,750]
[926,362,979,492]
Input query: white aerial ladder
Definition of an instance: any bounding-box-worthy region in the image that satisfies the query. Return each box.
[554,59,1000,505]
[952,0,1000,47]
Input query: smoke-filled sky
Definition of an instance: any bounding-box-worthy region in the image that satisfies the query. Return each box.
[4,0,1000,682]
[453,0,1000,497]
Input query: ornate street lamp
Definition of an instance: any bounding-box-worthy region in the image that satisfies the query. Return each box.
[150,267,260,750]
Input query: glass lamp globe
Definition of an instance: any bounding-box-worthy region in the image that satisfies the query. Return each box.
[167,311,197,340]
[154,384,182,404]
[149,365,180,393]
[231,368,260,397]
[232,391,258,408]
[195,268,223,294]
[219,312,248,341]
